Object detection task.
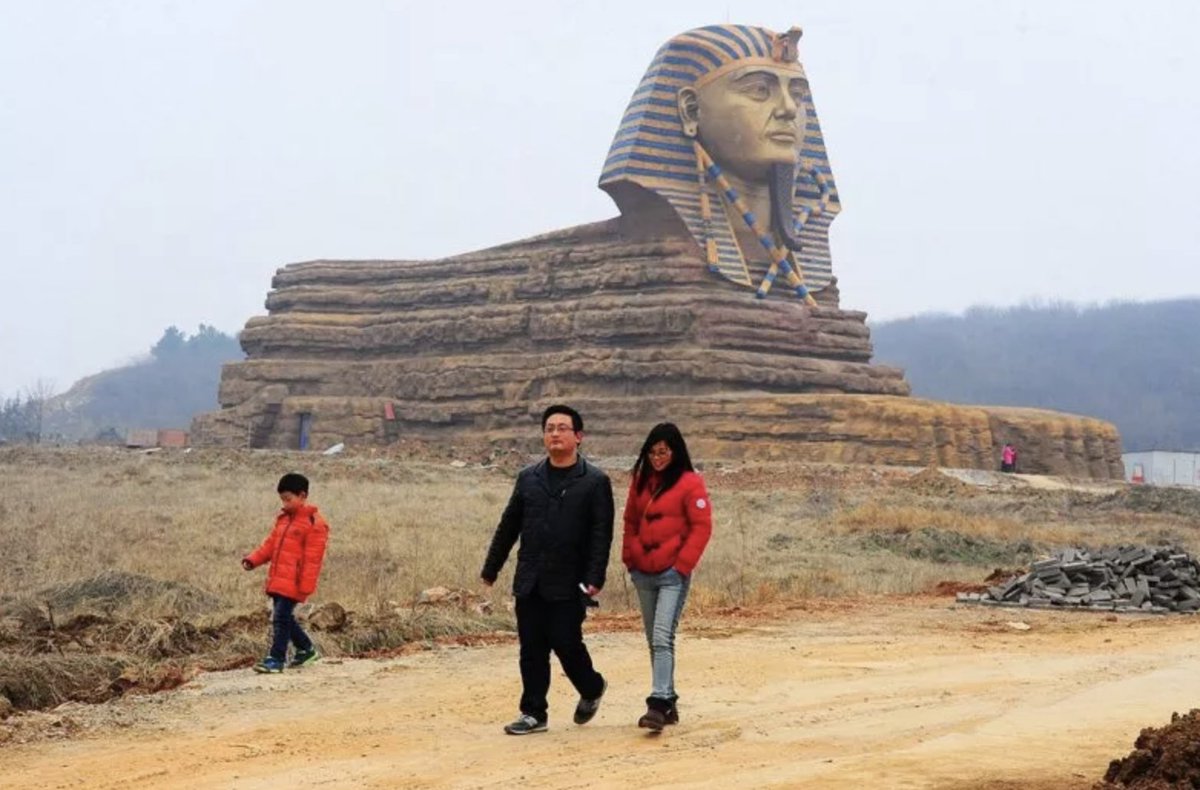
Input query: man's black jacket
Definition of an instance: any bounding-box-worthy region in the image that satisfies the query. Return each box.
[481,456,614,600]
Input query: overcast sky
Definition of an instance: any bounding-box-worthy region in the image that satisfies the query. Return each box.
[2,1,1198,397]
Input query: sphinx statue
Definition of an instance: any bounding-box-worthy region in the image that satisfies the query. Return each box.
[601,25,836,302]
[192,23,1123,478]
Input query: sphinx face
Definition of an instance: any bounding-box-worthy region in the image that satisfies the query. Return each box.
[689,65,808,184]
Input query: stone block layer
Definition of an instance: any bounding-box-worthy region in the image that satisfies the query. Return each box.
[194,219,1124,478]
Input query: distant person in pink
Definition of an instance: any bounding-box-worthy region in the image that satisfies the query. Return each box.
[1001,443,1017,473]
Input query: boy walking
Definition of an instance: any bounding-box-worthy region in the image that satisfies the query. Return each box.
[242,472,331,673]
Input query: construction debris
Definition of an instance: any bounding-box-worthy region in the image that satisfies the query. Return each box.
[957,546,1200,614]
[1097,708,1200,788]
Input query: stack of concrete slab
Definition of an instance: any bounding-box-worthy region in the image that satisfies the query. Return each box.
[957,546,1200,613]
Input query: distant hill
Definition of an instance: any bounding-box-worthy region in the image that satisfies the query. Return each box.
[871,299,1200,452]
[43,325,243,441]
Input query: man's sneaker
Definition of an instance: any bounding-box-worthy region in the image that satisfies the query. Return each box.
[503,714,547,735]
[289,648,319,668]
[665,704,679,725]
[252,657,285,674]
[573,678,607,725]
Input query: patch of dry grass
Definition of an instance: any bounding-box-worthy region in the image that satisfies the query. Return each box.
[0,653,136,711]
[836,500,1025,537]
[0,448,515,616]
[1,449,1188,615]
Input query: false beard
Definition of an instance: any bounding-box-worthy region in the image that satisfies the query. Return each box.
[769,161,804,252]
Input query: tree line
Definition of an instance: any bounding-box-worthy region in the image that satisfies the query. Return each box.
[0,380,55,444]
[871,298,1200,452]
[2,325,243,443]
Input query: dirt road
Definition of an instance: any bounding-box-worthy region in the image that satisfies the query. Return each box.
[4,598,1200,789]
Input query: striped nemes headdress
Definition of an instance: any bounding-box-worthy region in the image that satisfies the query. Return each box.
[599,24,839,294]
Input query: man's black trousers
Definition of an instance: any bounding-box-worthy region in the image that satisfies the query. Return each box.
[515,593,605,720]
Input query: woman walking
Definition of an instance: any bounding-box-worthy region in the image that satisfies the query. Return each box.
[622,423,713,731]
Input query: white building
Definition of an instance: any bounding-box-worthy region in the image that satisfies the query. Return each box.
[1121,450,1200,488]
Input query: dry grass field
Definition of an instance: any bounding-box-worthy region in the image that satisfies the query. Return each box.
[2,445,1199,725]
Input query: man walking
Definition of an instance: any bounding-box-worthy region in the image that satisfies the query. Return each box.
[481,404,614,735]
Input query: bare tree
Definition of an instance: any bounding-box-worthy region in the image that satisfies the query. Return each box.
[24,378,56,444]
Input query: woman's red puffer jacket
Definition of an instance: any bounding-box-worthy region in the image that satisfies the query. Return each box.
[622,470,712,576]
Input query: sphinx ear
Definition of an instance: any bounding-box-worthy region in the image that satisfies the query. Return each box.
[678,87,700,137]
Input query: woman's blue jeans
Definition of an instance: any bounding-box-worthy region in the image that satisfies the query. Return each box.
[630,568,691,702]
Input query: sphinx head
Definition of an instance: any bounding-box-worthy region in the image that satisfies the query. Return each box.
[600,25,839,294]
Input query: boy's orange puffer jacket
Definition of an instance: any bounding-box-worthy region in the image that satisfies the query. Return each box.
[244,504,330,602]
[622,470,712,577]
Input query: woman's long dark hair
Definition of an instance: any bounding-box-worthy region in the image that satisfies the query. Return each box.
[632,422,695,495]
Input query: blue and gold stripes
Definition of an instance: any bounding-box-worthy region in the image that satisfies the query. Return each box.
[598,24,841,297]
[694,143,817,303]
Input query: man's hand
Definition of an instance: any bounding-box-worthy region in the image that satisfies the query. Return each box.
[480,576,493,588]
[583,584,600,597]
[241,559,253,571]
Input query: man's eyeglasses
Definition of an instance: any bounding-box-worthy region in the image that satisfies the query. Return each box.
[544,425,577,435]
[648,448,672,459]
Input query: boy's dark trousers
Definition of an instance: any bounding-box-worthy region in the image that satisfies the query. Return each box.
[515,593,605,720]
[270,594,313,661]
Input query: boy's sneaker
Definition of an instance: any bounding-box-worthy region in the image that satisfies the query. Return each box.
[574,678,607,725]
[289,648,319,668]
[503,714,548,735]
[252,657,285,674]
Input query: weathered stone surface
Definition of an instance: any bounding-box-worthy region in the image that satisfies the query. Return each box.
[196,390,1122,479]
[193,217,1123,477]
[193,218,1123,478]
[307,602,347,632]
